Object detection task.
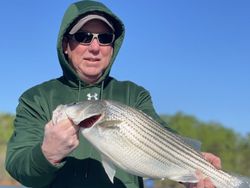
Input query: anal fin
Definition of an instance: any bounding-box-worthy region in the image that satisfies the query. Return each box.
[101,154,116,183]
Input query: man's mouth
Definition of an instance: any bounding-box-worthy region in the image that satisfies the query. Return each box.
[84,58,100,62]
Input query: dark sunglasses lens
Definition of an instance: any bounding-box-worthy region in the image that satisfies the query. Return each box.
[98,33,114,44]
[74,32,93,43]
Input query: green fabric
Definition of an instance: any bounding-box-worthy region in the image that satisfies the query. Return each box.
[5,1,172,188]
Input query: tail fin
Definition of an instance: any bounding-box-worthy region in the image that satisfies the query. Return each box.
[238,176,250,188]
[232,175,250,188]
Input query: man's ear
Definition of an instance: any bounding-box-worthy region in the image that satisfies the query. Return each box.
[62,37,68,54]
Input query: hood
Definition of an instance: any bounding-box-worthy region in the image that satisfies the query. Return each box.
[57,0,125,87]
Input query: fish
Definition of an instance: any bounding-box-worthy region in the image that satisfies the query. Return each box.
[52,100,250,188]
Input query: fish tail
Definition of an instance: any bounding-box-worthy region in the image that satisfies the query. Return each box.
[237,176,250,188]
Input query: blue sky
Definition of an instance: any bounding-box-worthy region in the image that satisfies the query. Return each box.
[0,0,249,135]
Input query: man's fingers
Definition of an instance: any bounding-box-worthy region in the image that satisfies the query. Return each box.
[202,152,221,169]
[203,177,215,188]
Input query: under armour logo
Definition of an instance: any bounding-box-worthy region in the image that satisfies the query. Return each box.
[87,93,98,100]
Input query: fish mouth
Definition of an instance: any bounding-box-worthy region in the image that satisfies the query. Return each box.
[78,114,102,128]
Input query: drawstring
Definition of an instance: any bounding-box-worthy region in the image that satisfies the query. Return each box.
[100,81,104,100]
[78,80,81,101]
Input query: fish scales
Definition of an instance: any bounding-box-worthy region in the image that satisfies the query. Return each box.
[54,100,250,188]
[106,101,233,186]
[95,101,242,187]
[126,110,229,181]
[90,103,186,176]
[110,104,196,168]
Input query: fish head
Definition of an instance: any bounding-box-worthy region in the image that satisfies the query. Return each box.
[65,100,106,130]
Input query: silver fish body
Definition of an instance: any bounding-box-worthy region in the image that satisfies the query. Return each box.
[52,100,250,188]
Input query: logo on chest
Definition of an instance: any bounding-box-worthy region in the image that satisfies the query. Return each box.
[87,93,98,100]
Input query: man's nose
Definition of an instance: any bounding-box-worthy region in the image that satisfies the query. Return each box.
[88,38,100,52]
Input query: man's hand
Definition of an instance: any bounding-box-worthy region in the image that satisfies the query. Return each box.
[186,152,221,188]
[41,119,80,165]
[202,152,221,169]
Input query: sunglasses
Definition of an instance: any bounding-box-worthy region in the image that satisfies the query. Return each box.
[69,31,115,46]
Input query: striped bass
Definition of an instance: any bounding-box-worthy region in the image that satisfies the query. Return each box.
[52,100,250,188]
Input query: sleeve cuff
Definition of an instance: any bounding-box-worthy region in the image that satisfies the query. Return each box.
[31,143,65,173]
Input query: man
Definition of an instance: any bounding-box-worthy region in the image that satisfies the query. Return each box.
[5,1,220,188]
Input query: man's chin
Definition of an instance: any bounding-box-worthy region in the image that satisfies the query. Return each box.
[78,73,102,84]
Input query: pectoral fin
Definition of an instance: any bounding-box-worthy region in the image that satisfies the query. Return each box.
[99,120,123,129]
[101,155,116,183]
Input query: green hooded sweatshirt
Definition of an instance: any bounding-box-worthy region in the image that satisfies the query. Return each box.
[5,1,172,187]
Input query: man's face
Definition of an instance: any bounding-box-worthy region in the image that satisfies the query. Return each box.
[64,19,114,84]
